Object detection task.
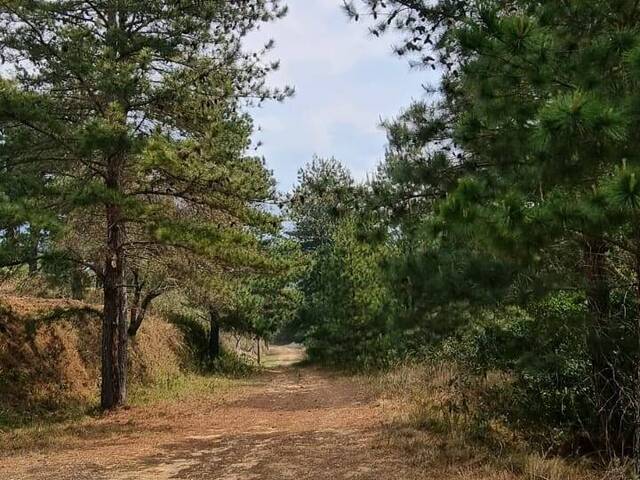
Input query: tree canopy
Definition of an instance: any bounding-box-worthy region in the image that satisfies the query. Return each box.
[0,0,291,408]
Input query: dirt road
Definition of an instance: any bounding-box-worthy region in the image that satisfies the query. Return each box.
[1,345,420,480]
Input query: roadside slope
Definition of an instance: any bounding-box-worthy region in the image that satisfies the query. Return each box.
[0,295,185,420]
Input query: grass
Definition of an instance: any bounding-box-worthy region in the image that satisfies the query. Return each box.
[128,372,248,406]
[369,361,632,480]
[0,401,93,434]
[0,410,131,454]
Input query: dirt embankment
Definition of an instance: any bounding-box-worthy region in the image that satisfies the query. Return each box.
[0,295,186,416]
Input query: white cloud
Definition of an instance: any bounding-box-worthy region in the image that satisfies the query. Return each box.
[248,0,398,79]
[245,0,439,189]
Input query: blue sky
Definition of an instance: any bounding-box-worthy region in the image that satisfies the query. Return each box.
[247,0,439,191]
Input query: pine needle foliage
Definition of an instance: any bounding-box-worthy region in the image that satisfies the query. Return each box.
[0,0,291,409]
[348,0,640,464]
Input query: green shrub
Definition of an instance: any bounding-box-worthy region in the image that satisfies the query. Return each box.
[167,311,210,370]
[437,294,598,447]
[206,349,256,378]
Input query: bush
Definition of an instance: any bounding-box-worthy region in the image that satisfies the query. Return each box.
[167,311,210,370]
[206,349,256,377]
[436,294,597,448]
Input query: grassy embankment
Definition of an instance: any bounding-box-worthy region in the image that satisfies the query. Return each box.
[0,293,255,453]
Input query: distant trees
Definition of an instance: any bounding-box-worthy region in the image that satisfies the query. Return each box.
[299,217,398,366]
[286,159,397,366]
[181,236,302,362]
[0,1,290,409]
[288,157,355,251]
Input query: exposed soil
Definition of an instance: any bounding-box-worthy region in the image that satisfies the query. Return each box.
[0,345,423,480]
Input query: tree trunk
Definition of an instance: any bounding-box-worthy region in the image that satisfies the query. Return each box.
[583,239,622,456]
[128,282,142,337]
[70,267,85,300]
[101,202,128,410]
[209,309,220,360]
[128,291,159,337]
[256,337,261,365]
[100,9,129,411]
[128,272,143,337]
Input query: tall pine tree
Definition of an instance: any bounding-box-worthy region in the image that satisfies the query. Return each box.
[0,0,290,409]
[351,0,640,464]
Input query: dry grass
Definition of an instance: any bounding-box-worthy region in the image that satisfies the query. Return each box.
[0,294,188,428]
[128,372,241,406]
[0,293,259,456]
[370,362,632,480]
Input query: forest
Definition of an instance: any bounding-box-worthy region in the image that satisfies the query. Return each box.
[2,1,640,479]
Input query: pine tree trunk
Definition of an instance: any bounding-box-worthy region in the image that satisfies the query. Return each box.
[256,337,261,365]
[128,275,143,337]
[129,291,159,337]
[70,267,85,300]
[101,202,128,409]
[209,309,220,360]
[583,239,622,456]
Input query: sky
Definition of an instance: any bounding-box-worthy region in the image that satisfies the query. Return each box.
[246,0,439,191]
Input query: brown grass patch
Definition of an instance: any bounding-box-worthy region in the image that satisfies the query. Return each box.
[0,294,187,427]
[370,362,631,480]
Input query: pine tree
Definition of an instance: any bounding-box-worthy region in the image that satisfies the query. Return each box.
[288,157,356,251]
[287,160,398,366]
[0,123,57,272]
[0,0,290,409]
[352,0,640,463]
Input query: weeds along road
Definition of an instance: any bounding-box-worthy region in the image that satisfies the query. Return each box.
[0,345,421,480]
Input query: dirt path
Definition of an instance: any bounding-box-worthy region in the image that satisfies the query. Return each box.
[1,345,421,480]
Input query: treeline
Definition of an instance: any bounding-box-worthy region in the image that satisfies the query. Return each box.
[287,0,640,472]
[4,0,640,472]
[0,1,300,410]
